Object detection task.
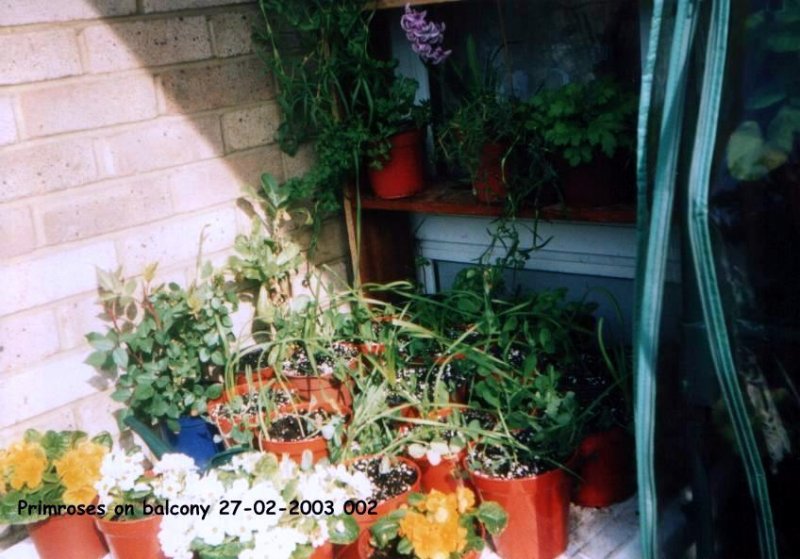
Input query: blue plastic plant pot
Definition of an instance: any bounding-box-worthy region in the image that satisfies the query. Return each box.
[163,416,220,469]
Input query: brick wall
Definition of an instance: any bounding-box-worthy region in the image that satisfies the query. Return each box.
[0,0,349,444]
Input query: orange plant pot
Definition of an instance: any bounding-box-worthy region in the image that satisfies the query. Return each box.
[469,466,570,559]
[571,427,635,508]
[474,143,508,204]
[413,449,471,494]
[96,514,166,559]
[235,366,274,385]
[367,129,426,199]
[27,513,108,559]
[284,370,353,411]
[310,542,335,559]
[258,402,336,464]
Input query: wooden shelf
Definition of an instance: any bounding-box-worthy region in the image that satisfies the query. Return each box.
[371,0,463,9]
[352,181,636,224]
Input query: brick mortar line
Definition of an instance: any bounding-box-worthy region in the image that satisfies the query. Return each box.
[0,52,262,96]
[0,98,278,153]
[0,3,258,36]
[1,140,277,209]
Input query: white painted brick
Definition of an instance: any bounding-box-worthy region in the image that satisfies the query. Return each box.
[72,391,123,440]
[0,406,77,447]
[0,242,118,316]
[209,8,259,57]
[0,0,137,26]
[39,175,173,245]
[0,29,82,86]
[55,295,106,351]
[295,218,347,265]
[117,208,238,272]
[0,137,98,202]
[158,57,272,114]
[96,115,223,177]
[20,75,158,138]
[0,205,37,258]
[169,145,283,213]
[0,310,60,374]
[142,0,247,13]
[0,351,108,429]
[0,97,17,146]
[82,16,213,73]
[221,102,279,151]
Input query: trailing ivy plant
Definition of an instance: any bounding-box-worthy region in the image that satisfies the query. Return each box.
[86,263,238,433]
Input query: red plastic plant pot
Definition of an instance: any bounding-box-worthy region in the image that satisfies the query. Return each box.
[284,370,353,412]
[367,129,426,199]
[469,466,571,559]
[571,426,635,508]
[310,542,335,559]
[27,513,109,559]
[473,143,508,204]
[258,402,338,465]
[96,514,166,559]
[413,448,471,494]
[235,366,274,385]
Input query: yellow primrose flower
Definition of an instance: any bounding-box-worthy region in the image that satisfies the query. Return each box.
[55,440,107,492]
[5,441,48,491]
[62,484,98,506]
[456,486,476,513]
[399,500,468,559]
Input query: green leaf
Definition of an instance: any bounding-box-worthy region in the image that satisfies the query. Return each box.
[477,501,509,535]
[328,515,360,545]
[205,384,223,400]
[133,383,155,400]
[396,538,413,555]
[86,332,115,351]
[112,347,129,369]
[85,350,111,368]
[111,388,132,402]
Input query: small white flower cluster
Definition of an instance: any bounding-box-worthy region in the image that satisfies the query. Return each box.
[407,440,463,467]
[95,449,149,508]
[158,452,374,559]
[150,453,200,502]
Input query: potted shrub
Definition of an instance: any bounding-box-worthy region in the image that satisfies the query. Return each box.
[157,452,368,559]
[0,430,111,559]
[86,264,237,467]
[358,487,507,559]
[258,401,346,465]
[467,367,580,559]
[94,450,196,559]
[525,78,638,208]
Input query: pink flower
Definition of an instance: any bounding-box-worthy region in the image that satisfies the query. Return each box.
[400,4,451,65]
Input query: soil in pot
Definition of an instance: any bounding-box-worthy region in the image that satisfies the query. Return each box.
[208,384,299,447]
[96,514,166,559]
[368,129,426,200]
[467,440,571,559]
[236,348,274,384]
[27,513,108,559]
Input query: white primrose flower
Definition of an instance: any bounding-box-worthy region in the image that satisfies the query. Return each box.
[158,514,195,559]
[426,448,443,466]
[195,511,227,547]
[249,526,308,559]
[407,443,427,459]
[278,455,298,480]
[247,482,285,530]
[153,453,197,476]
[320,423,336,440]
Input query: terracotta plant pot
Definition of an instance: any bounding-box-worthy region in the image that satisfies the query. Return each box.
[207,381,272,447]
[571,426,635,507]
[310,542,335,559]
[368,129,426,199]
[27,513,108,559]
[235,366,274,385]
[258,402,336,464]
[469,466,570,559]
[474,143,508,204]
[356,528,479,559]
[413,448,470,494]
[336,456,422,559]
[284,370,353,411]
[96,514,166,559]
